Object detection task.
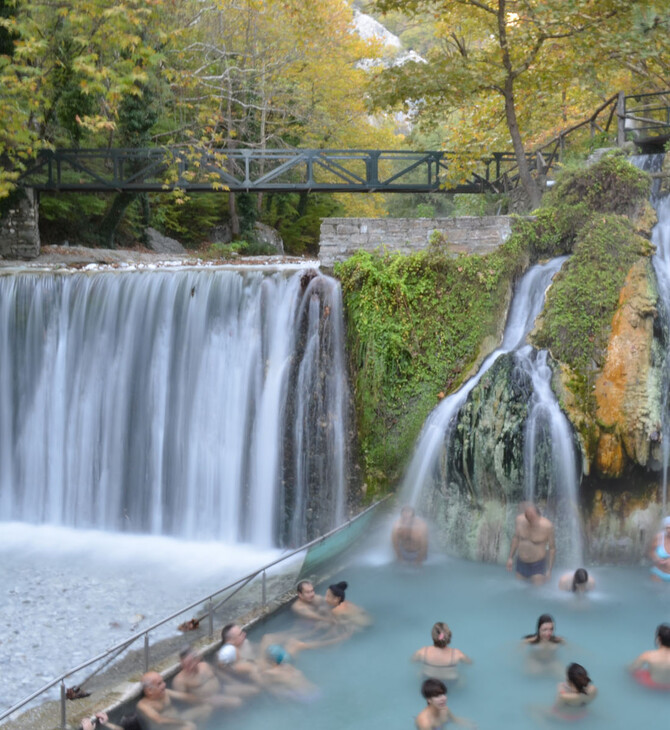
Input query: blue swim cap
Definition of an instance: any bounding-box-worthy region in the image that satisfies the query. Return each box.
[266,644,289,665]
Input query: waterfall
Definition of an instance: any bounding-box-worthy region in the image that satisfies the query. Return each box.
[404,257,567,507]
[403,255,584,561]
[516,346,582,565]
[634,153,670,512]
[0,266,349,547]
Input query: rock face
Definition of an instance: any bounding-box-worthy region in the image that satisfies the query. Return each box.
[421,354,531,562]
[145,227,186,254]
[254,222,284,254]
[593,259,663,476]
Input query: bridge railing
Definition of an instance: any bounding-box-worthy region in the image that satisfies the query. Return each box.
[17,148,515,195]
[0,497,388,730]
[623,90,670,139]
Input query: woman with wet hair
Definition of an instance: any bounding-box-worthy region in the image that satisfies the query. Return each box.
[324,581,371,628]
[412,622,472,681]
[522,614,565,675]
[552,663,597,719]
[558,568,595,593]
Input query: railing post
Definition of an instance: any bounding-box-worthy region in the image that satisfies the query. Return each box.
[617,91,626,147]
[366,152,380,187]
[144,633,150,673]
[208,598,214,638]
[60,680,66,730]
[261,570,267,609]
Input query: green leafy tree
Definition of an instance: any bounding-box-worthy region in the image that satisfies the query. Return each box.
[372,0,668,209]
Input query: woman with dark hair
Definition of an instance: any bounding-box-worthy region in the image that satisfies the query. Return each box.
[412,622,472,681]
[415,678,474,729]
[558,568,595,593]
[324,581,371,628]
[552,663,597,719]
[522,614,565,675]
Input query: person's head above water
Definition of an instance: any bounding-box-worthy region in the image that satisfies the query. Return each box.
[400,505,416,525]
[296,580,316,602]
[431,622,452,649]
[656,623,670,648]
[221,623,246,647]
[523,502,541,524]
[572,568,590,592]
[325,581,348,606]
[421,677,447,701]
[525,613,559,643]
[567,663,591,694]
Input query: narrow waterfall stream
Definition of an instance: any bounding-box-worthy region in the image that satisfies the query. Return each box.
[0,265,349,547]
[634,153,670,512]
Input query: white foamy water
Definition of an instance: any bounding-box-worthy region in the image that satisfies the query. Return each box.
[0,524,285,711]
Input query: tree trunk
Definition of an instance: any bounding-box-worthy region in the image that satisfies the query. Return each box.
[98,192,135,249]
[503,79,541,210]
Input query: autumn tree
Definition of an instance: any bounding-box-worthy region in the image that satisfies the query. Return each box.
[372,0,668,209]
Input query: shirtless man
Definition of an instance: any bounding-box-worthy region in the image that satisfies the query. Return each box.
[506,502,555,585]
[629,623,670,685]
[172,647,243,709]
[392,506,428,565]
[216,624,262,688]
[415,678,473,729]
[137,671,211,730]
[290,580,333,623]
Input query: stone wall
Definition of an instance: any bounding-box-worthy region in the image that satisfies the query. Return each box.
[0,188,40,259]
[319,216,514,268]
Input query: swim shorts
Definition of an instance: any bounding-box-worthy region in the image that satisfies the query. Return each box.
[633,668,670,690]
[650,566,670,582]
[516,556,547,578]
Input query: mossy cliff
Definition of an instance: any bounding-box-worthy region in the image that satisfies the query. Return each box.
[337,153,666,561]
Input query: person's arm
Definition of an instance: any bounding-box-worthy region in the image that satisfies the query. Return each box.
[506,533,519,571]
[546,524,556,577]
[450,708,477,727]
[166,688,205,705]
[629,651,650,672]
[415,522,428,563]
[80,714,123,730]
[454,648,473,664]
[137,698,189,727]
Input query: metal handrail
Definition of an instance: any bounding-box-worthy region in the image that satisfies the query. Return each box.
[0,496,389,726]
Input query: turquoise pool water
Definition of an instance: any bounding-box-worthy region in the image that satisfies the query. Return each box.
[212,526,670,729]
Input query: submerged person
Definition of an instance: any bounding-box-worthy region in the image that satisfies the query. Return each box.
[137,671,211,730]
[648,516,670,582]
[392,505,429,565]
[291,580,334,624]
[324,581,371,628]
[629,622,670,688]
[259,644,320,702]
[217,623,262,687]
[412,622,472,682]
[173,646,244,709]
[551,663,597,720]
[522,614,565,676]
[415,678,474,729]
[558,568,595,593]
[506,502,556,585]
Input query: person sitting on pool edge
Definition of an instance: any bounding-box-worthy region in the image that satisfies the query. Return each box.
[506,502,555,585]
[415,678,474,729]
[558,568,595,593]
[412,622,472,682]
[629,622,670,688]
[392,505,428,566]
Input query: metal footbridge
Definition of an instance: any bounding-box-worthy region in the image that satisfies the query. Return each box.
[14,90,670,196]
